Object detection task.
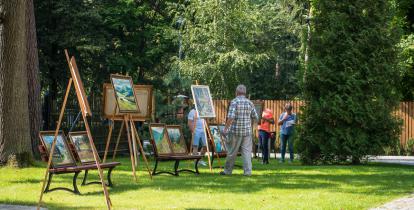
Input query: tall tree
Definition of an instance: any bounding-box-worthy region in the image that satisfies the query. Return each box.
[297,0,401,164]
[26,0,42,157]
[0,0,33,166]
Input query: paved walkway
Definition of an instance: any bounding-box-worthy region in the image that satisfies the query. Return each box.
[0,205,46,210]
[370,194,414,210]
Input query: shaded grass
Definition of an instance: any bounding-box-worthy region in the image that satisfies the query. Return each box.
[0,157,413,209]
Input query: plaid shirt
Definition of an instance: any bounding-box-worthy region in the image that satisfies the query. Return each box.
[227,96,259,136]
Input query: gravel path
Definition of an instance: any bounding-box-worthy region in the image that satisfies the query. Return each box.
[370,194,414,210]
[0,205,46,210]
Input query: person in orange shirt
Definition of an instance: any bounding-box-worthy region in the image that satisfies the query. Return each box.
[258,108,274,164]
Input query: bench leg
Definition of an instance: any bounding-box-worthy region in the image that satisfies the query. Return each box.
[44,171,81,195]
[174,160,180,176]
[194,159,200,174]
[152,159,159,175]
[107,167,114,187]
[81,170,89,186]
[43,173,53,193]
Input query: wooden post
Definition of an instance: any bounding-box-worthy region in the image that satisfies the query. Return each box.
[130,117,153,179]
[37,78,73,210]
[124,115,137,181]
[112,121,124,160]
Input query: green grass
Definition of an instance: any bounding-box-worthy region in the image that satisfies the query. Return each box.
[0,157,413,210]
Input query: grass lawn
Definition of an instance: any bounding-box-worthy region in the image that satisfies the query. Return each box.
[0,157,413,210]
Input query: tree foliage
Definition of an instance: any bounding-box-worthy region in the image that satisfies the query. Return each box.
[297,0,402,164]
[176,0,304,99]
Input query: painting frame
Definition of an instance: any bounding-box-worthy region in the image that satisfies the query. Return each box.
[38,131,77,168]
[110,74,140,113]
[149,123,174,156]
[207,123,227,154]
[68,131,97,165]
[191,85,216,118]
[166,125,188,155]
[69,57,92,117]
[103,83,153,121]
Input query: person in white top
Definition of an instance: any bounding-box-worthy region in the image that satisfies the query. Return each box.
[188,107,207,166]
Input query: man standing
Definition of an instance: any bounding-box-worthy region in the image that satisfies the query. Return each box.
[188,106,207,166]
[278,103,296,163]
[221,85,258,176]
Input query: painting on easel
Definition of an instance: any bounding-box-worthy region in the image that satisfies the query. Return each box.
[191,85,216,118]
[110,74,140,113]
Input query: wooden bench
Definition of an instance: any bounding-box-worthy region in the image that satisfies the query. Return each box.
[39,131,120,195]
[149,124,203,176]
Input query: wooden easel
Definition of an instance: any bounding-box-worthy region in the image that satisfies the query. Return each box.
[37,50,112,210]
[204,120,222,169]
[102,79,152,181]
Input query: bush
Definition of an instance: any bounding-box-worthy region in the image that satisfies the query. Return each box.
[297,0,401,164]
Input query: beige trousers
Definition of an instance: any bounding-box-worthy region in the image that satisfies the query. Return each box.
[224,134,252,175]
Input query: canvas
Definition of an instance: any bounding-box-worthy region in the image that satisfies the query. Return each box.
[69,57,92,116]
[149,124,173,155]
[191,85,216,118]
[110,74,140,113]
[208,124,227,153]
[166,126,187,154]
[39,131,76,167]
[68,132,96,164]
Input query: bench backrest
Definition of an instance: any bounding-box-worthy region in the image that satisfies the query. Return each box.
[38,131,77,168]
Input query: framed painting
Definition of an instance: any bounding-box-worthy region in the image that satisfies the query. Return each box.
[208,124,227,153]
[103,83,153,121]
[149,124,173,155]
[110,74,140,113]
[39,131,77,168]
[166,125,188,154]
[68,131,97,165]
[253,100,264,121]
[191,85,216,118]
[69,57,92,117]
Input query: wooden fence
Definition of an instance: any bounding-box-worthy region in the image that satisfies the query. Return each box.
[213,100,414,146]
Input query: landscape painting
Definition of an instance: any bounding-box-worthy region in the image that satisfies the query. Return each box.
[209,125,226,153]
[69,132,95,164]
[150,125,172,155]
[110,74,140,113]
[191,85,216,118]
[39,131,76,167]
[166,126,187,154]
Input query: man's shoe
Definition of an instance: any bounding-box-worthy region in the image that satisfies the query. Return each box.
[279,159,285,163]
[243,174,252,177]
[219,171,227,175]
[288,159,293,163]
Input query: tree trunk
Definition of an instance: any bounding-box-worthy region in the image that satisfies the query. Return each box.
[26,0,42,158]
[0,0,33,166]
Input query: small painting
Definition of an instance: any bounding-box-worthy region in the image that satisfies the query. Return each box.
[209,124,227,153]
[166,126,187,154]
[191,85,216,118]
[149,124,173,155]
[68,131,96,164]
[39,131,76,167]
[110,74,140,113]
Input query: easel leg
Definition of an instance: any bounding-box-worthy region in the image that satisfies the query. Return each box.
[130,120,153,180]
[103,120,114,163]
[112,121,124,161]
[83,114,112,209]
[124,115,137,181]
[37,78,73,210]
